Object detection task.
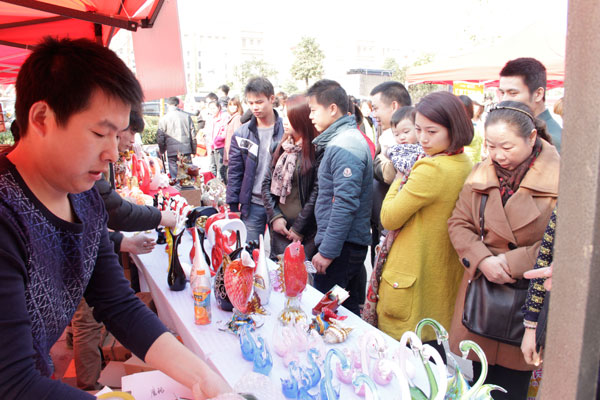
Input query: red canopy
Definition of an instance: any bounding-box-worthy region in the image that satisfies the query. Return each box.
[0,0,166,85]
[406,20,566,88]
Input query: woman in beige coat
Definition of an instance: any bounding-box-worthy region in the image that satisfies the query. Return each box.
[448,101,559,399]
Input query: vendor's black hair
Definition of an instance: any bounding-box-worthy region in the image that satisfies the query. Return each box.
[15,37,143,138]
[128,109,145,133]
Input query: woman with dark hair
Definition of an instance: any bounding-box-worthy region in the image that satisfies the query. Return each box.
[447,100,559,399]
[223,96,243,183]
[262,94,319,258]
[375,91,474,341]
[348,98,376,159]
[458,94,484,163]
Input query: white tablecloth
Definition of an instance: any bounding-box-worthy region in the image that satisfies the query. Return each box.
[131,230,432,399]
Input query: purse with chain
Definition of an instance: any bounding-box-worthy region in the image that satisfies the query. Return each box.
[462,194,528,346]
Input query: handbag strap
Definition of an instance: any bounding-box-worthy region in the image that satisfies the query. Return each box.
[479,194,488,241]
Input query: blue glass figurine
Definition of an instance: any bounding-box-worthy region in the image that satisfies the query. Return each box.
[253,336,273,376]
[320,348,350,400]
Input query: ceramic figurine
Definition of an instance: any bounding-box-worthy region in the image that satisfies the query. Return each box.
[252,336,273,376]
[239,324,256,362]
[335,348,355,384]
[362,332,393,387]
[352,373,379,400]
[322,322,352,344]
[305,348,322,388]
[281,362,301,399]
[420,344,448,400]
[211,225,234,276]
[205,209,246,274]
[376,359,412,400]
[272,323,294,358]
[278,242,309,325]
[444,361,471,400]
[397,331,428,400]
[214,254,234,312]
[320,348,350,400]
[253,234,271,305]
[306,330,326,363]
[186,206,218,264]
[459,340,507,399]
[415,318,451,357]
[223,250,262,315]
[156,226,166,244]
[166,228,186,291]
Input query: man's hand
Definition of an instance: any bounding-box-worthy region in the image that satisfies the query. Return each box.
[272,217,290,237]
[478,255,516,284]
[121,235,156,255]
[521,328,542,366]
[524,266,553,291]
[288,230,302,242]
[160,210,177,228]
[312,252,333,274]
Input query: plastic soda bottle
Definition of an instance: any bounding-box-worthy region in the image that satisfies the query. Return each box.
[192,269,211,325]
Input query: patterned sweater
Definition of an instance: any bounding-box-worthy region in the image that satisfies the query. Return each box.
[523,207,557,322]
[0,155,167,399]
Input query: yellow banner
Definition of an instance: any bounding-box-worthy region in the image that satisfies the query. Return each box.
[452,81,484,98]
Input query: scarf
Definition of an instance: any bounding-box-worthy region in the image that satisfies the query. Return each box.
[270,137,302,204]
[493,137,542,205]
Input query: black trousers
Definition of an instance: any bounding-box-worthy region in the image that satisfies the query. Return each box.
[471,361,532,400]
[313,242,367,316]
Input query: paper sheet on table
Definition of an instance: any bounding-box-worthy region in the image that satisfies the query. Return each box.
[121,370,193,400]
[95,386,114,396]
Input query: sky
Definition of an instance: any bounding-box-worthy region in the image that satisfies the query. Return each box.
[178,0,568,60]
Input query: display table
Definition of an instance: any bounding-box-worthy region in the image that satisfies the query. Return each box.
[130,230,433,398]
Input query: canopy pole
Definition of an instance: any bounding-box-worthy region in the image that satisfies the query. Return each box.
[539,0,600,398]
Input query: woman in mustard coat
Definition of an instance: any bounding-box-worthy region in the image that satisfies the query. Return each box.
[447,101,559,399]
[376,91,473,343]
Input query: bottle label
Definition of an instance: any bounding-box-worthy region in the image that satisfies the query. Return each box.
[193,288,212,325]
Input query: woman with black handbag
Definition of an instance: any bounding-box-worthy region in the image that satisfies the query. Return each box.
[447,101,560,399]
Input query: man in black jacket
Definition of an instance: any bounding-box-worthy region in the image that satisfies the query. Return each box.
[157,97,197,178]
[97,111,176,255]
[72,110,176,390]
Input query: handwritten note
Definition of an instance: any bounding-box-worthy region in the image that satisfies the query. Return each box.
[121,370,193,400]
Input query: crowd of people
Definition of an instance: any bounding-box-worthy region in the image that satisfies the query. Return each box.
[213,57,559,399]
[0,34,564,400]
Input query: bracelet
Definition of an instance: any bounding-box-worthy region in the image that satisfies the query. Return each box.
[523,320,538,329]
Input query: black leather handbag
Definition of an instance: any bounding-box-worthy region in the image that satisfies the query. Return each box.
[462,194,528,347]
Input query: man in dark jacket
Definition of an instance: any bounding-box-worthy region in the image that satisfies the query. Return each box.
[157,96,197,178]
[226,77,284,242]
[307,79,373,316]
[369,81,412,265]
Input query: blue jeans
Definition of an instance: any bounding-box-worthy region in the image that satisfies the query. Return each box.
[242,203,267,244]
